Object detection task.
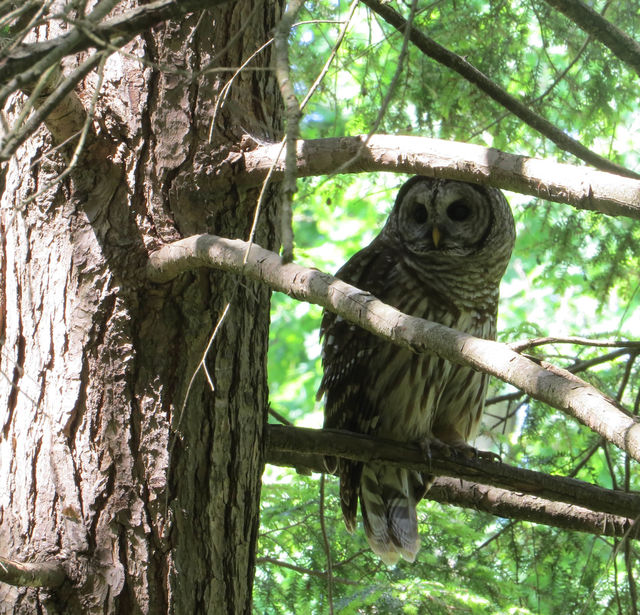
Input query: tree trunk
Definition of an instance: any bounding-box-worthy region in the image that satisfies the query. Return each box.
[0,2,282,613]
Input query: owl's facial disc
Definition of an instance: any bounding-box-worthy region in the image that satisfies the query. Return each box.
[396,181,493,257]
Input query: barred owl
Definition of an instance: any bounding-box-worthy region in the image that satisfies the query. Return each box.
[318,176,515,565]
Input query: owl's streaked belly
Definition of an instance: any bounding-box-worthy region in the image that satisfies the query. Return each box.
[372,306,493,443]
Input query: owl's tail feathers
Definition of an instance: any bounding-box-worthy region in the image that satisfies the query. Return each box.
[359,465,427,566]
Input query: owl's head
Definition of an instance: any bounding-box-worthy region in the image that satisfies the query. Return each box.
[384,176,515,272]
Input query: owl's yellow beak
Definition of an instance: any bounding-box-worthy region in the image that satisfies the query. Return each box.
[432,226,441,248]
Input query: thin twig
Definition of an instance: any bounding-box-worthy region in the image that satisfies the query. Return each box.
[268,406,293,426]
[209,38,274,143]
[274,0,305,263]
[0,0,120,111]
[510,336,640,353]
[256,556,359,586]
[330,0,418,177]
[21,51,108,207]
[1,48,108,160]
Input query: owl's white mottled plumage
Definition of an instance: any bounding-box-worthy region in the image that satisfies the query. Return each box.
[318,177,515,565]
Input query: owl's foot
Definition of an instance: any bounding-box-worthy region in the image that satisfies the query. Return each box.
[474,448,501,463]
[418,436,461,463]
[419,434,501,463]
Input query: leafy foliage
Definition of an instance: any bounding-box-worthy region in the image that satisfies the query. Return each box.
[259,1,640,613]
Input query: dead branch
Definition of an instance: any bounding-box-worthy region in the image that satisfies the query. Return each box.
[509,336,640,353]
[0,0,233,88]
[273,0,304,263]
[239,135,640,220]
[0,0,120,110]
[359,0,638,179]
[146,234,640,461]
[265,438,640,540]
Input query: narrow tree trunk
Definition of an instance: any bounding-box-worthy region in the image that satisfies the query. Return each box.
[0,2,282,613]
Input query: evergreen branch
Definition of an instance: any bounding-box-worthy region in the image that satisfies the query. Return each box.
[240,135,640,220]
[359,0,639,179]
[0,555,67,588]
[146,235,640,462]
[542,0,640,77]
[265,424,640,536]
[256,556,359,585]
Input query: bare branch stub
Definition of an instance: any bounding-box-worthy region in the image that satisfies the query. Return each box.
[0,555,67,589]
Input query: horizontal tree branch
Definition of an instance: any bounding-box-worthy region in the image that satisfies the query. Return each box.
[146,234,640,462]
[0,555,67,588]
[239,135,640,220]
[360,0,638,179]
[265,432,640,540]
[542,0,640,77]
[266,425,640,520]
[428,477,639,540]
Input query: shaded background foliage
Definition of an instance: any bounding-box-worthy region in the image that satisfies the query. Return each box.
[258,1,639,613]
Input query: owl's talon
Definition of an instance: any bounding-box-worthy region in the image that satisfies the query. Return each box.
[418,437,455,462]
[475,449,501,463]
[421,437,501,463]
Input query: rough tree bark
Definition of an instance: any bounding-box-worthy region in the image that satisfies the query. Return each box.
[0,1,282,613]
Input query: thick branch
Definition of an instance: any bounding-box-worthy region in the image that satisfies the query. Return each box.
[0,555,67,588]
[146,235,640,461]
[542,0,640,77]
[266,425,640,520]
[240,136,640,220]
[266,438,639,540]
[360,0,638,179]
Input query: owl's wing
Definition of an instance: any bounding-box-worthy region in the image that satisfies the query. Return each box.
[318,238,398,436]
[318,240,403,530]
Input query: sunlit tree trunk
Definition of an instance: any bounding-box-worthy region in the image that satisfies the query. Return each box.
[0,2,282,612]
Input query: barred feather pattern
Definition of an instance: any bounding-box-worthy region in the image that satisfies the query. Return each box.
[319,178,515,565]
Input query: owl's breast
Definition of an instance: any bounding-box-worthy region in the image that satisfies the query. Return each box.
[372,306,494,443]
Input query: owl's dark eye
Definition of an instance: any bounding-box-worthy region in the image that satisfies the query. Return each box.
[411,203,428,224]
[446,199,471,222]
